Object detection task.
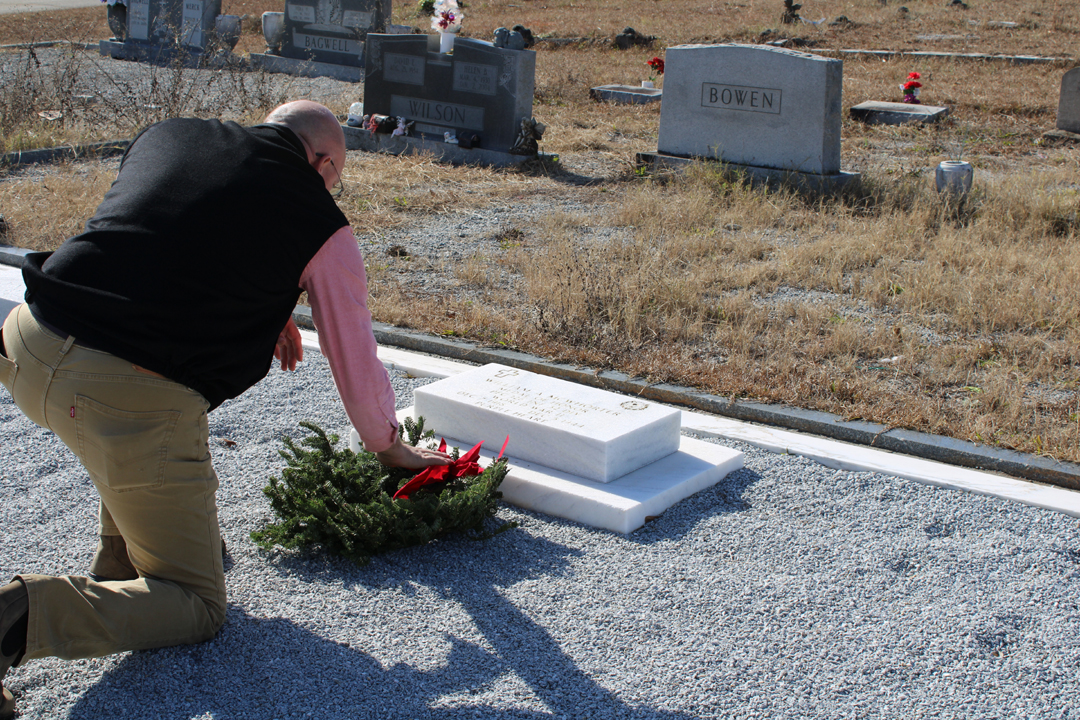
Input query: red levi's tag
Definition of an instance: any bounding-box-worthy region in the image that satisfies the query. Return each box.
[70,407,75,418]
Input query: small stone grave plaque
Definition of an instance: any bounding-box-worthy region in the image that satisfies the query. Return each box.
[412,364,681,483]
[850,101,949,126]
[364,34,536,153]
[589,84,662,105]
[657,43,843,176]
[1057,66,1080,135]
[279,0,389,66]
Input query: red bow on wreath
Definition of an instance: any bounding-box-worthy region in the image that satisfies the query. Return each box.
[393,436,510,500]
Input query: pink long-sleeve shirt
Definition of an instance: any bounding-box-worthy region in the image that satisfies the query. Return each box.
[299,226,398,453]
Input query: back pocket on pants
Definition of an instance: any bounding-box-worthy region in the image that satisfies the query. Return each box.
[0,353,16,396]
[75,395,182,492]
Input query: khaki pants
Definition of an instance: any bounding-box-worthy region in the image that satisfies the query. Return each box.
[1,304,226,660]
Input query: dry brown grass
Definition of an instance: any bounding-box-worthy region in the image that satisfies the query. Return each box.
[2,0,1080,463]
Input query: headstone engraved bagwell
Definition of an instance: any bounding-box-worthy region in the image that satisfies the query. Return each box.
[279,0,388,66]
[640,43,858,190]
[356,33,536,159]
[248,0,390,81]
[101,0,233,64]
[350,364,744,533]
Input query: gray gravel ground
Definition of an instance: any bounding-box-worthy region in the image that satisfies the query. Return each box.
[2,351,1079,719]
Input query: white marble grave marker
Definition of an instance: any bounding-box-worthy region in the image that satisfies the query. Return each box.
[412,364,682,483]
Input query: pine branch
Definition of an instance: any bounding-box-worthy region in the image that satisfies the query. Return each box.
[251,420,515,565]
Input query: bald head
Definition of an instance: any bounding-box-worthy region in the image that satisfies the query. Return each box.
[264,101,345,191]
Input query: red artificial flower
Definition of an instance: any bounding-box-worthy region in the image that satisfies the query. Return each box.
[393,436,509,500]
[903,80,922,91]
[908,72,921,80]
[647,57,665,75]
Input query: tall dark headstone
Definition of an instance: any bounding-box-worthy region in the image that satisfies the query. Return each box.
[363,34,536,154]
[278,0,389,67]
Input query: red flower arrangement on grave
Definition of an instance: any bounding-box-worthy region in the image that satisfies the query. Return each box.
[394,436,510,499]
[901,71,922,105]
[646,56,665,83]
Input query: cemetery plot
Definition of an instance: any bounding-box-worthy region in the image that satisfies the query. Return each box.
[352,364,742,533]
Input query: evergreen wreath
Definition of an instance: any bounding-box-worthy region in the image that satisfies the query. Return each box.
[251,418,514,565]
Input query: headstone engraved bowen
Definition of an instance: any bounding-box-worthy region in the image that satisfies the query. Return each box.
[364,363,744,533]
[652,43,854,184]
[277,0,389,67]
[1056,66,1080,135]
[362,34,536,154]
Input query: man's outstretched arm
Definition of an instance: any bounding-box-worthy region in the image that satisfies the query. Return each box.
[299,227,450,469]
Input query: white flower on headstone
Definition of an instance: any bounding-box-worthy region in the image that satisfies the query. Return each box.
[431,0,462,33]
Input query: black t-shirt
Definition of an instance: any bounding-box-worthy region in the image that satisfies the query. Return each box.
[23,118,347,409]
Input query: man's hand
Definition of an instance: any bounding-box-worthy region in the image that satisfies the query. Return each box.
[375,435,452,470]
[275,318,304,371]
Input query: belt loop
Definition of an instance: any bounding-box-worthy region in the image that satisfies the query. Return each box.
[59,334,76,356]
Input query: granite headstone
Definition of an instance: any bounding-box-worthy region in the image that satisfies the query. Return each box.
[278,0,390,66]
[123,0,221,50]
[657,43,843,176]
[1056,66,1080,135]
[363,34,536,154]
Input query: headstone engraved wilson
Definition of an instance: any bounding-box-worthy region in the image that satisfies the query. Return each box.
[1056,66,1080,135]
[657,43,843,176]
[278,0,388,66]
[412,364,682,483]
[364,34,536,154]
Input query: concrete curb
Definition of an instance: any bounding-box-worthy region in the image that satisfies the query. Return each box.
[4,235,1079,495]
[0,245,33,267]
[0,40,98,51]
[0,139,129,168]
[832,49,1072,65]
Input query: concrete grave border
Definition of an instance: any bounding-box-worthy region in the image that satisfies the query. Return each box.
[0,140,129,168]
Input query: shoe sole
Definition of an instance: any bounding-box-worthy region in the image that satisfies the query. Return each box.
[1,686,14,720]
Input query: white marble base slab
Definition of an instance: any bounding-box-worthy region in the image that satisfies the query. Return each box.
[412,363,682,483]
[350,409,745,534]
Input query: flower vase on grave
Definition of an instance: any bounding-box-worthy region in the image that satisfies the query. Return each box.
[642,80,655,88]
[439,29,457,54]
[935,160,974,198]
[432,0,462,53]
[261,12,285,54]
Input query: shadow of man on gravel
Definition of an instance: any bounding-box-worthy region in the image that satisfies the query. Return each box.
[68,532,696,719]
[354,532,701,720]
[67,604,532,720]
